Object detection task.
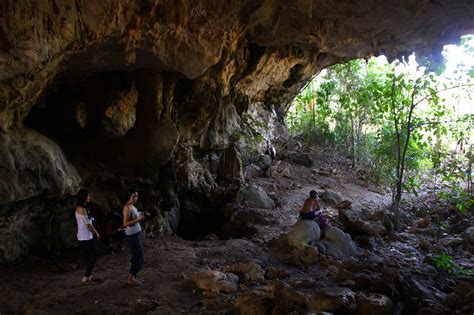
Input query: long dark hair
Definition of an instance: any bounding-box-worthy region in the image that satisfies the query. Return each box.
[123,189,138,204]
[76,189,90,207]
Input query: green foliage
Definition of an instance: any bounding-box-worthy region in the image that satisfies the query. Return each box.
[233,112,269,157]
[286,36,474,225]
[430,252,473,275]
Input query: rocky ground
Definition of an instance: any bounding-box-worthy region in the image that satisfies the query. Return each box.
[0,144,473,314]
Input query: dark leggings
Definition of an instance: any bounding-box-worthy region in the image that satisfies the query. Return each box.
[79,239,96,277]
[126,232,144,277]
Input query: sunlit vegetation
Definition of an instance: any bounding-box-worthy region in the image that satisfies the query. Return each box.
[286,35,474,230]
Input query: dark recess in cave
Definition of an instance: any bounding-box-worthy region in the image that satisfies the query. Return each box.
[25,71,135,144]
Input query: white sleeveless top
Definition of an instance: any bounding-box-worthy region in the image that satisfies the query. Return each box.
[75,211,93,241]
[125,205,142,236]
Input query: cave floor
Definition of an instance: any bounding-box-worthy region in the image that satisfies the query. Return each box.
[0,146,472,314]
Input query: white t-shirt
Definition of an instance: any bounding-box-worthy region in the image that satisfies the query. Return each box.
[75,212,93,241]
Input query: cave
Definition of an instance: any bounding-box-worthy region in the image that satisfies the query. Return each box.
[1,0,473,313]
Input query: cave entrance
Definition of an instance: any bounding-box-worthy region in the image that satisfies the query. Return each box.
[285,36,474,222]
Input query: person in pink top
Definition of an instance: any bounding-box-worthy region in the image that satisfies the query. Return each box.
[75,189,100,283]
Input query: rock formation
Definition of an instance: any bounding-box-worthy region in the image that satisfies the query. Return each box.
[1,0,474,261]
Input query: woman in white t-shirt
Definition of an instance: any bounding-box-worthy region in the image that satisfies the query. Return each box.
[122,190,145,285]
[75,189,100,283]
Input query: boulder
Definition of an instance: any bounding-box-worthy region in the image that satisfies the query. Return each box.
[356,293,393,315]
[221,204,277,238]
[283,152,314,167]
[319,226,358,260]
[102,84,138,136]
[0,129,81,205]
[454,282,474,299]
[322,190,344,205]
[235,184,275,209]
[221,203,277,239]
[465,289,474,304]
[256,154,273,169]
[292,244,320,265]
[217,143,245,187]
[269,281,308,314]
[287,220,321,249]
[308,287,357,312]
[463,227,474,246]
[193,270,238,293]
[125,117,179,170]
[1,202,71,262]
[265,267,290,280]
[439,236,464,248]
[338,208,386,236]
[224,261,265,284]
[397,232,419,242]
[336,200,352,209]
[353,273,372,289]
[245,164,263,178]
[235,291,274,315]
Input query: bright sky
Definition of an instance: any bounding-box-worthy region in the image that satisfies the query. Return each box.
[443,42,474,80]
[373,36,474,115]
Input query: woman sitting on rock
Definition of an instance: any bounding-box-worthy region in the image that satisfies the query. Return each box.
[299,190,329,231]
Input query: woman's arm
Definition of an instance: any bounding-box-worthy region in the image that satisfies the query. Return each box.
[87,223,100,239]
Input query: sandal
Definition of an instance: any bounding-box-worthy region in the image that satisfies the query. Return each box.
[81,276,90,283]
[127,278,142,286]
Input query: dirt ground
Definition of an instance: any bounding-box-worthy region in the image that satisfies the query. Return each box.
[0,146,471,314]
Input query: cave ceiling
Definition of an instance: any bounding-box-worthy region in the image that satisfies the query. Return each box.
[0,0,474,204]
[0,0,473,130]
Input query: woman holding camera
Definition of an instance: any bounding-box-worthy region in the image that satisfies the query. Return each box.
[122,190,145,285]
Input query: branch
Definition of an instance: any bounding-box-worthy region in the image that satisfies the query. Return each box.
[414,83,474,108]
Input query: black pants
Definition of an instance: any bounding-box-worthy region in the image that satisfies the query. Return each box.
[126,232,144,277]
[79,239,96,277]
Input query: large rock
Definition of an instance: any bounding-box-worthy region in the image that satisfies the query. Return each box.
[356,293,393,315]
[322,190,344,205]
[193,270,238,293]
[224,261,265,284]
[287,220,321,249]
[221,203,278,239]
[283,152,313,167]
[308,287,357,313]
[0,129,80,204]
[463,227,474,246]
[235,291,274,315]
[124,117,179,170]
[319,226,358,259]
[269,281,308,314]
[338,208,387,236]
[175,146,215,195]
[235,184,275,209]
[102,84,138,136]
[216,143,245,187]
[0,197,78,262]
